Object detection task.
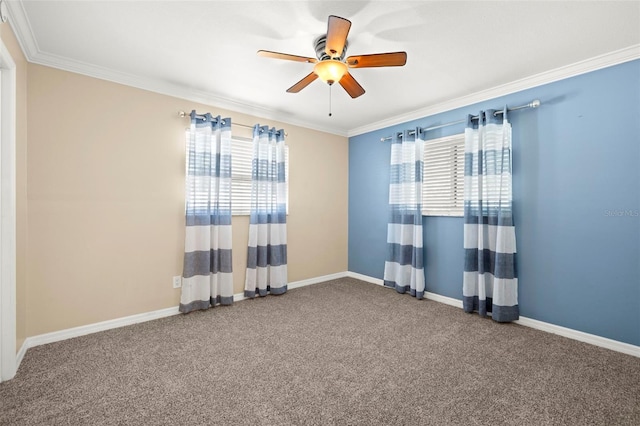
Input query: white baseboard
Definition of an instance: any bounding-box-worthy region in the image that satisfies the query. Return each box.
[289,271,348,290]
[16,305,181,372]
[345,271,465,309]
[15,271,351,371]
[16,340,27,370]
[346,271,383,286]
[513,317,640,358]
[233,271,349,302]
[22,306,181,352]
[424,292,464,309]
[347,271,640,358]
[233,292,246,303]
[16,270,638,373]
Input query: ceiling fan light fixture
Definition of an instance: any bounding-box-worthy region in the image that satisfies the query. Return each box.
[313,60,347,85]
[259,15,405,98]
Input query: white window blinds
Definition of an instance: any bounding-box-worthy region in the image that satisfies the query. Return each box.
[230,137,254,216]
[422,133,465,217]
[184,131,289,216]
[230,137,289,216]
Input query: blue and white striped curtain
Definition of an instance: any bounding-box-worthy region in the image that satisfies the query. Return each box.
[244,125,288,297]
[463,108,519,322]
[383,128,425,299]
[179,112,234,313]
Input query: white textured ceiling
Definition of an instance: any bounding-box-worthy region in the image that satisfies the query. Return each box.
[7,0,640,136]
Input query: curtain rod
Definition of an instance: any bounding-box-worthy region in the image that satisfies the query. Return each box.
[380,99,540,142]
[178,111,288,137]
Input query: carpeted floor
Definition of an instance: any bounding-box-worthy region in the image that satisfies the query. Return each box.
[1,278,638,425]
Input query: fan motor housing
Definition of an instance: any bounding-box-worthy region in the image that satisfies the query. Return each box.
[314,35,348,61]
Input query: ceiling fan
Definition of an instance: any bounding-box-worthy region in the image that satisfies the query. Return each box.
[257,15,407,99]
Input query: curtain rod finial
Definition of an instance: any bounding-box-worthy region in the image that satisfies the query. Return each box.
[179,111,187,118]
[530,100,541,108]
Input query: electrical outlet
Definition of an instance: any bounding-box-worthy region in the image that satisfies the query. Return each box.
[172,276,182,288]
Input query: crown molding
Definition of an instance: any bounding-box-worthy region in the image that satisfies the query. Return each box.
[5,0,37,59]
[31,50,349,136]
[5,1,638,139]
[32,50,348,136]
[347,44,640,137]
[3,0,347,137]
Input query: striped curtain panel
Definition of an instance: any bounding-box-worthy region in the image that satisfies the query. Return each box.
[244,125,288,298]
[463,108,519,322]
[179,112,234,313]
[383,128,426,299]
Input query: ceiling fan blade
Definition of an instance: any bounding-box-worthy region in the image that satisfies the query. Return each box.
[325,15,351,58]
[339,72,365,99]
[286,72,319,93]
[257,50,317,64]
[346,52,407,68]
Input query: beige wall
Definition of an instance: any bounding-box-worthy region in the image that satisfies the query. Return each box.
[1,22,28,352]
[26,64,348,336]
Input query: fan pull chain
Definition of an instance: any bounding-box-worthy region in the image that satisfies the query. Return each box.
[328,84,333,117]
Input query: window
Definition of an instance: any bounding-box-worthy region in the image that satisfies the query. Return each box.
[230,136,289,216]
[229,137,253,215]
[422,133,465,217]
[184,131,289,216]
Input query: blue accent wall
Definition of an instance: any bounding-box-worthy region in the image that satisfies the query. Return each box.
[349,60,640,346]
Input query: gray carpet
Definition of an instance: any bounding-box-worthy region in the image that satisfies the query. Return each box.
[1,278,638,425]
